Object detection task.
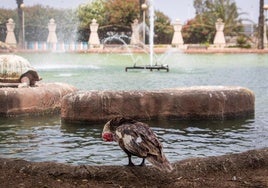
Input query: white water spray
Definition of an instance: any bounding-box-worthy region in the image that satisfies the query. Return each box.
[149,0,154,66]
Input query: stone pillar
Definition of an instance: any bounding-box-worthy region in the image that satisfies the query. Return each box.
[47,18,58,50]
[213,18,226,48]
[171,19,184,48]
[130,19,140,45]
[5,18,17,47]
[88,19,100,48]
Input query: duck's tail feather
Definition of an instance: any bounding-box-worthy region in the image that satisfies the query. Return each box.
[146,154,173,172]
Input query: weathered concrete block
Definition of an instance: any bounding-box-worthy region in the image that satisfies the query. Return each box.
[0,83,77,117]
[61,86,255,124]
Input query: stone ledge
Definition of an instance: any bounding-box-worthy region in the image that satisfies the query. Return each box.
[0,82,77,117]
[61,86,255,124]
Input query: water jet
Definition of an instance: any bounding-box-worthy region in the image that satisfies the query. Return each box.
[125,0,170,72]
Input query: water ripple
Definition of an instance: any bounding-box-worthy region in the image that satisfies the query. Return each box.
[1,117,267,165]
[0,53,268,165]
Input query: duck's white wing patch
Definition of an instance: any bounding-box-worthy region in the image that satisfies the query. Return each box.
[123,134,148,157]
[122,134,143,145]
[115,130,123,139]
[136,136,142,144]
[122,134,134,145]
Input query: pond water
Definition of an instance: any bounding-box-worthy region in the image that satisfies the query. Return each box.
[0,52,268,165]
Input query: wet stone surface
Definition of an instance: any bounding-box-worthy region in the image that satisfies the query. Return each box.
[61,86,255,124]
[0,82,77,117]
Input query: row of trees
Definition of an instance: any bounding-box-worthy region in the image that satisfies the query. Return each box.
[0,0,257,46]
[183,0,245,44]
[0,4,78,43]
[0,0,173,44]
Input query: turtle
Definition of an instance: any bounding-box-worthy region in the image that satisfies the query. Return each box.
[0,54,42,88]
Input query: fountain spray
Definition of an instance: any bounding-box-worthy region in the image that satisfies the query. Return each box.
[125,0,169,72]
[149,0,154,67]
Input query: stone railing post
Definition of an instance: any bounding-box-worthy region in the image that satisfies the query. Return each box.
[213,18,226,48]
[5,18,17,47]
[88,19,100,48]
[47,18,58,51]
[130,19,140,45]
[171,19,184,48]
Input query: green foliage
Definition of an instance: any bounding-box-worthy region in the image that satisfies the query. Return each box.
[0,5,77,42]
[0,8,17,41]
[76,0,140,41]
[76,0,106,29]
[154,11,173,44]
[104,0,139,26]
[24,5,77,42]
[202,0,243,35]
[1,0,172,44]
[76,0,172,44]
[0,8,16,23]
[182,16,215,44]
[236,35,251,48]
[185,0,244,43]
[76,0,111,41]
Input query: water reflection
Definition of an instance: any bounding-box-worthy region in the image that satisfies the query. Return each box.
[0,116,262,165]
[146,118,256,160]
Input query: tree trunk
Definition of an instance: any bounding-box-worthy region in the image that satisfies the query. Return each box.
[258,0,264,49]
[16,0,23,49]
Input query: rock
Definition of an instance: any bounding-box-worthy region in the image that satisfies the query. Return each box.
[61,86,254,124]
[0,82,77,117]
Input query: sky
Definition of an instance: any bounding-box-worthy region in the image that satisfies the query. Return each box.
[0,0,267,24]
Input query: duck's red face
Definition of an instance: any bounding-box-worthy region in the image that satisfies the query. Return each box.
[102,132,114,142]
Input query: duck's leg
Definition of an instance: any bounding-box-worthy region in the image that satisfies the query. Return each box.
[127,154,135,166]
[139,158,146,166]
